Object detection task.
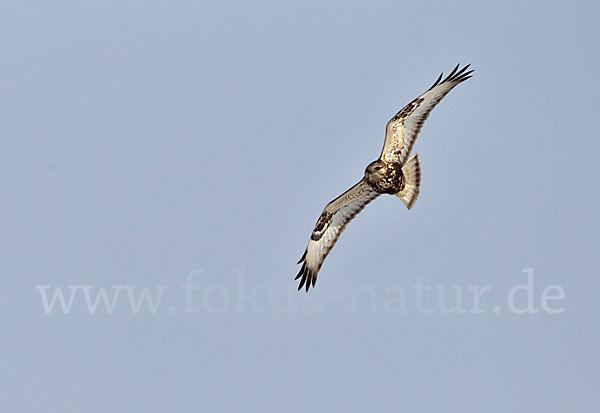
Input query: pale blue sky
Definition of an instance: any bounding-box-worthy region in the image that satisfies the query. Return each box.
[2,1,599,412]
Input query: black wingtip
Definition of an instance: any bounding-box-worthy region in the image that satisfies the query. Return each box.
[445,63,460,81]
[446,63,473,83]
[297,249,307,264]
[428,72,444,90]
[428,64,473,91]
[295,261,317,292]
[297,263,306,288]
[294,266,303,281]
[298,276,306,291]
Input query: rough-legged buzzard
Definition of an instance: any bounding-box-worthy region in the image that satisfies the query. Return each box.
[296,64,473,291]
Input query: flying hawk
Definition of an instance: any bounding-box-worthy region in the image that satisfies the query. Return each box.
[296,64,473,291]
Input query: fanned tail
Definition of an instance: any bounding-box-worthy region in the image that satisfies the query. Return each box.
[396,154,421,210]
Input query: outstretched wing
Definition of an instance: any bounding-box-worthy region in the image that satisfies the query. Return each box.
[296,179,379,292]
[380,64,473,164]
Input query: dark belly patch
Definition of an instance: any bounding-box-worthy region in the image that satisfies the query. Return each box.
[367,163,405,194]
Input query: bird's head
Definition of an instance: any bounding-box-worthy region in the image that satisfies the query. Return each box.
[365,160,387,178]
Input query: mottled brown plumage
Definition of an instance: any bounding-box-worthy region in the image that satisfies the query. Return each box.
[296,64,473,292]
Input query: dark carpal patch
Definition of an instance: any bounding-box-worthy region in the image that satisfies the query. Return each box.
[395,97,424,120]
[311,210,333,241]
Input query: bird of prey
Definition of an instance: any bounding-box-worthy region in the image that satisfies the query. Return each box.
[295,64,473,291]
